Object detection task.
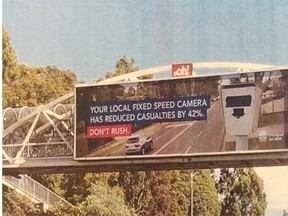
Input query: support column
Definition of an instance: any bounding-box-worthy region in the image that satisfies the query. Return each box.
[235,135,249,151]
[190,169,193,216]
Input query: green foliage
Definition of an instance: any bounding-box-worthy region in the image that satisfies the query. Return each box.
[2,187,44,216]
[115,170,191,216]
[95,55,152,82]
[2,64,76,108]
[60,173,91,205]
[2,27,76,108]
[117,171,152,215]
[78,181,133,216]
[193,76,220,97]
[218,168,267,216]
[2,26,19,107]
[148,171,173,216]
[45,201,79,216]
[31,174,65,197]
[169,170,191,216]
[2,26,18,83]
[42,173,134,216]
[113,56,139,77]
[193,170,221,216]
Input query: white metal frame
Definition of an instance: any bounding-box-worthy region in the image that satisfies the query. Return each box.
[3,92,74,163]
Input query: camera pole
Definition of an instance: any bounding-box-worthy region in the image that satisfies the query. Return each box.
[235,135,249,150]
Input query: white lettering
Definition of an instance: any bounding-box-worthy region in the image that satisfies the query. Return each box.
[153,101,175,110]
[109,104,131,112]
[111,127,129,135]
[90,116,103,123]
[173,65,190,77]
[177,99,207,108]
[132,102,152,111]
[90,105,108,114]
[177,110,186,118]
[105,114,135,123]
[89,128,110,136]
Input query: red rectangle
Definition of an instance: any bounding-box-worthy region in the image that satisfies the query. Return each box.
[86,124,132,138]
[172,63,193,77]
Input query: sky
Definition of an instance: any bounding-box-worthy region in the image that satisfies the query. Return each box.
[2,0,288,214]
[3,0,288,82]
[255,166,288,215]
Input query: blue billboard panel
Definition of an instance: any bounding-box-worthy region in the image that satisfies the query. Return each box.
[87,96,210,126]
[75,71,287,160]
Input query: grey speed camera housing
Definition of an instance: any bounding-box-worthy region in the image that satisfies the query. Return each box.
[220,83,262,136]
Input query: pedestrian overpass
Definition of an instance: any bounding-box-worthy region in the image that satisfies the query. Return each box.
[3,62,288,176]
[2,174,74,211]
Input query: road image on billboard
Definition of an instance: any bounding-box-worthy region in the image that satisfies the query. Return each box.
[75,70,287,159]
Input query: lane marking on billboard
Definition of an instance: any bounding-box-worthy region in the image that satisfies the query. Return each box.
[185,146,192,154]
[153,121,196,155]
[197,130,203,137]
[153,100,223,155]
[155,136,162,141]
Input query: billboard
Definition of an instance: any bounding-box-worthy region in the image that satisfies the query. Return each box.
[75,69,287,160]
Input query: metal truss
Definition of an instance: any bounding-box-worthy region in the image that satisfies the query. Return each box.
[2,92,74,164]
[3,62,282,165]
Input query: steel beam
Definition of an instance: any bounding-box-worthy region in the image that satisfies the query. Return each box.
[3,150,288,175]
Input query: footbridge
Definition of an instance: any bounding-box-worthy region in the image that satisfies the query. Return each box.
[3,62,288,176]
[2,174,74,210]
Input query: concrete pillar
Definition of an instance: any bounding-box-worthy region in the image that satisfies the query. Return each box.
[235,135,249,151]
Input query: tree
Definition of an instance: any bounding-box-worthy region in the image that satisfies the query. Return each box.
[2,26,18,83]
[217,168,267,216]
[31,174,65,197]
[113,56,139,77]
[95,56,151,83]
[114,170,191,216]
[2,26,19,107]
[78,182,134,216]
[116,171,152,215]
[193,170,221,216]
[2,28,77,108]
[169,170,191,216]
[59,173,91,205]
[2,187,44,216]
[2,63,76,108]
[147,171,173,216]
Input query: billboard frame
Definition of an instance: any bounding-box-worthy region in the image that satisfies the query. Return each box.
[74,64,288,166]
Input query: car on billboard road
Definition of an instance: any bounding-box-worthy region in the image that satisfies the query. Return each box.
[125,134,153,155]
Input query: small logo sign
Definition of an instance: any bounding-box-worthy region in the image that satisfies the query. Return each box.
[172,63,193,77]
[258,130,268,142]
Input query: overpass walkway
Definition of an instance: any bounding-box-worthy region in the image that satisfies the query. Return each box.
[2,174,74,211]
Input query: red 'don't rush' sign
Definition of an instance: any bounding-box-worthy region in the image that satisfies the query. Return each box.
[87,124,132,138]
[172,63,193,77]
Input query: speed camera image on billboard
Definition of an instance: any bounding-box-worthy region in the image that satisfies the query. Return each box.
[75,70,287,159]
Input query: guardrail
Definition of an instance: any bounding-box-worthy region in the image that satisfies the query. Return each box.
[2,174,74,210]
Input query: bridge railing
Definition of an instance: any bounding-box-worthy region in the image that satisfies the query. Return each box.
[2,174,74,209]
[2,92,75,163]
[2,142,73,162]
[2,175,74,209]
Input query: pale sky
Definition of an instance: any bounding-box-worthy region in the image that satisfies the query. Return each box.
[3,0,288,82]
[255,166,288,215]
